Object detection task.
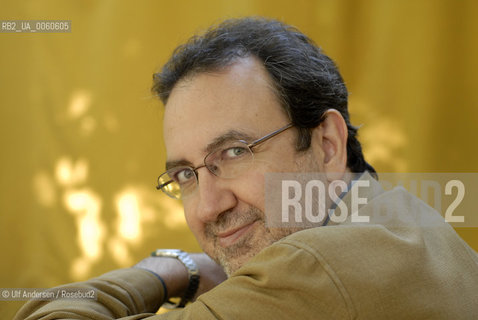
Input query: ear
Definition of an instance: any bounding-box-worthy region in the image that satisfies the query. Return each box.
[311,109,348,181]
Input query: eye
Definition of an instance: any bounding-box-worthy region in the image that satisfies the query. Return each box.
[173,168,196,185]
[223,147,247,159]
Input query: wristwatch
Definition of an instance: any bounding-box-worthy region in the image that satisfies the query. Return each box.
[151,249,200,308]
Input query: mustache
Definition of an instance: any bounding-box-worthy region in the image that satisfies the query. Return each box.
[204,206,263,239]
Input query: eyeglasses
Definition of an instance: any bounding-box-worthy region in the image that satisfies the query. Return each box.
[156,123,294,199]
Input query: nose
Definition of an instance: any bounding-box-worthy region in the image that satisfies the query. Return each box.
[194,168,237,223]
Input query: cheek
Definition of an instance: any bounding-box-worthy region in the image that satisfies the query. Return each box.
[183,202,217,255]
[183,203,203,238]
[236,170,266,211]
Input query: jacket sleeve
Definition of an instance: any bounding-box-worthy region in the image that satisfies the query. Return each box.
[14,268,167,320]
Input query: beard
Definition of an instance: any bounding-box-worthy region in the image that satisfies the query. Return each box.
[204,206,303,276]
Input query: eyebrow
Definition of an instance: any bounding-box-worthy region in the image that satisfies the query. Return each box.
[165,129,256,171]
[165,159,194,171]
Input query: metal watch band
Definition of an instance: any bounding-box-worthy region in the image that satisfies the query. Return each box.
[151,249,200,308]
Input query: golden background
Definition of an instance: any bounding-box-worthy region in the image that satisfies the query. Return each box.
[1,0,477,318]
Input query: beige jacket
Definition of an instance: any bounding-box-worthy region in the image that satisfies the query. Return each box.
[15,176,478,319]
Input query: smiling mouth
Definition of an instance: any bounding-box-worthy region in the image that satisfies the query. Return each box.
[217,220,259,248]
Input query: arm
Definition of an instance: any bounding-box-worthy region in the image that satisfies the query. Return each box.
[14,253,226,320]
[14,268,164,320]
[16,240,348,319]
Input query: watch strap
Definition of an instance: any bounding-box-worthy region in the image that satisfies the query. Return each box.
[151,249,200,308]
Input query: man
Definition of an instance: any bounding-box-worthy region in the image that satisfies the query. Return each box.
[16,17,478,319]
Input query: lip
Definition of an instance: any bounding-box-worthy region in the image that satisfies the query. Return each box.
[217,220,258,247]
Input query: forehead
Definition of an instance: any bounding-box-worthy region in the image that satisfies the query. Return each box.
[163,57,289,162]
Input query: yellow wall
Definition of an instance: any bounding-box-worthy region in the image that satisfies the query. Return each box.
[1,1,477,318]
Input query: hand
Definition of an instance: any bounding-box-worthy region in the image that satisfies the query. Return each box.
[189,253,227,299]
[134,253,227,300]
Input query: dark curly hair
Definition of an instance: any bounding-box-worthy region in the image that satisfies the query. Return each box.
[152,17,376,176]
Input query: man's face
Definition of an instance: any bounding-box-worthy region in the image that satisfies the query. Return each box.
[163,57,322,275]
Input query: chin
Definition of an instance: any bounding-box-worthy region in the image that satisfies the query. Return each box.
[217,233,278,276]
[221,254,254,277]
[208,224,303,276]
